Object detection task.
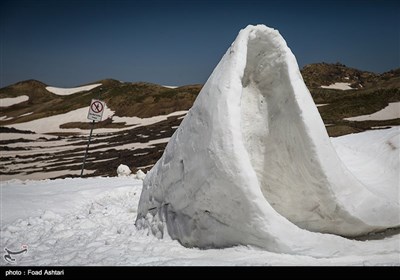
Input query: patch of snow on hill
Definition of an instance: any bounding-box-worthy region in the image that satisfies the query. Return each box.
[5,107,112,135]
[20,112,33,117]
[345,102,400,121]
[0,95,29,107]
[4,107,187,136]
[321,82,353,90]
[46,84,102,95]
[0,116,13,121]
[110,110,188,130]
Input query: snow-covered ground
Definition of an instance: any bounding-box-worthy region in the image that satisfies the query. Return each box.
[320,82,353,90]
[345,102,400,121]
[1,128,399,266]
[46,84,102,96]
[332,127,399,202]
[0,96,29,107]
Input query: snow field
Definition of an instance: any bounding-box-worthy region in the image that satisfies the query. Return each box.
[1,176,399,265]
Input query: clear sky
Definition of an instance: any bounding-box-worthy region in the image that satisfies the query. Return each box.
[1,0,399,87]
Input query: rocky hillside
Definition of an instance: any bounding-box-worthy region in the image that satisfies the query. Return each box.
[301,62,400,90]
[301,63,400,136]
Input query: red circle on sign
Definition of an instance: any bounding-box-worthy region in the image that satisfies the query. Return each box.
[91,101,103,113]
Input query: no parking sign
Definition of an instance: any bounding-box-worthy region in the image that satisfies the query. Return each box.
[87,99,105,122]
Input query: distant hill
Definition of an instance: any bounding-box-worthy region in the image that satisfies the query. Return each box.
[301,62,400,90]
[300,63,400,136]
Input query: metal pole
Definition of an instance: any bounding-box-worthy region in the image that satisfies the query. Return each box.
[80,120,95,176]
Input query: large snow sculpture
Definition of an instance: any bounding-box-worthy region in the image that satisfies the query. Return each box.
[136,25,399,256]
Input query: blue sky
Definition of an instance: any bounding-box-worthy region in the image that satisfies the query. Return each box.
[1,0,399,87]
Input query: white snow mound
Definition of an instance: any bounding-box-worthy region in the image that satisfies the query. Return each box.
[117,164,131,177]
[134,170,146,180]
[136,25,400,257]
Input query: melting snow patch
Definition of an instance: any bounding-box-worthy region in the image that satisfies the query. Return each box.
[20,112,34,117]
[0,116,13,121]
[345,102,400,121]
[321,82,353,90]
[0,95,29,107]
[46,84,102,96]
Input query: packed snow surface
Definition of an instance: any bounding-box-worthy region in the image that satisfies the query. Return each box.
[46,84,102,96]
[345,102,400,121]
[0,96,29,107]
[332,127,399,202]
[320,82,353,90]
[136,24,399,257]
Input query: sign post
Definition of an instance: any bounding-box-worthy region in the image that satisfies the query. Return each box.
[81,99,105,176]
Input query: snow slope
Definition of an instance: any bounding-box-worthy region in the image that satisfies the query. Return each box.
[46,84,102,95]
[345,102,400,121]
[332,127,400,202]
[0,96,29,107]
[136,25,399,257]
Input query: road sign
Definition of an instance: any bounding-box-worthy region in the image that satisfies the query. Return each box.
[87,99,105,122]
